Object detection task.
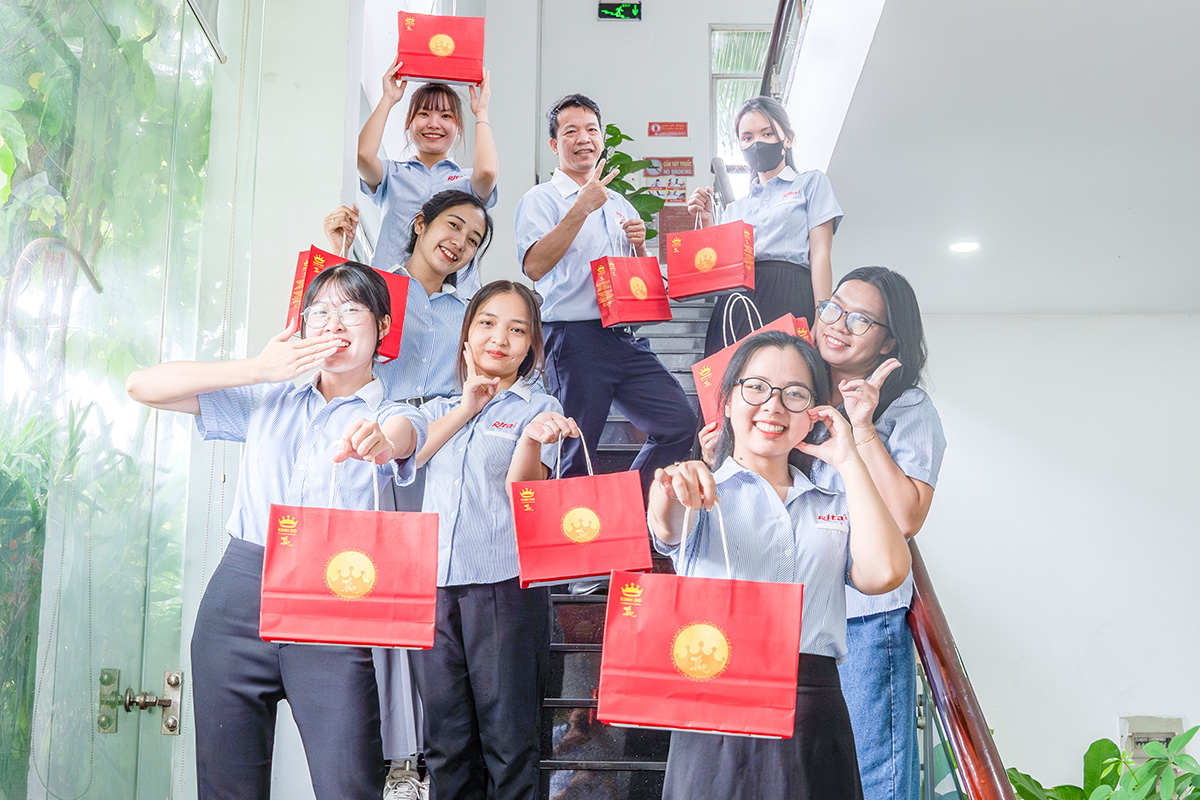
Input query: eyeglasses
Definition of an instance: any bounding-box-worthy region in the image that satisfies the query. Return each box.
[736,378,815,413]
[815,299,888,336]
[301,303,368,328]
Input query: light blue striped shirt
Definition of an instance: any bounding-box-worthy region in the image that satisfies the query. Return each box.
[361,155,497,297]
[653,458,855,662]
[418,379,562,586]
[196,377,428,547]
[514,169,641,323]
[810,387,946,617]
[722,166,842,267]
[374,266,469,401]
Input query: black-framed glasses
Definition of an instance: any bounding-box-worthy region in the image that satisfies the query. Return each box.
[815,299,888,336]
[736,378,815,413]
[301,303,368,328]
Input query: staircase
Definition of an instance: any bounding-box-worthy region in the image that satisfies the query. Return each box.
[539,297,711,799]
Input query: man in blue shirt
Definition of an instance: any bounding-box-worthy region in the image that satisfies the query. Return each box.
[514,93,696,495]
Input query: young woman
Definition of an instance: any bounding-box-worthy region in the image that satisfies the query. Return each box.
[687,96,842,356]
[650,330,909,799]
[406,280,579,800]
[811,267,946,800]
[326,189,494,798]
[357,58,497,295]
[125,262,426,800]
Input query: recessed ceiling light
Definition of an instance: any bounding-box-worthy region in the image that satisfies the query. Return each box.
[949,241,980,253]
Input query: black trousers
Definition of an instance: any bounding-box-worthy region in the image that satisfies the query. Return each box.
[191,538,385,800]
[662,654,863,800]
[544,320,696,498]
[409,579,550,800]
[703,259,814,357]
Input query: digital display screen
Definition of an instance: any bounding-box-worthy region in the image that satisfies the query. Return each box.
[598,3,642,20]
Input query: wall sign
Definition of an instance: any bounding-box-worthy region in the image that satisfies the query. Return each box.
[648,122,688,137]
[598,3,642,20]
[644,157,694,177]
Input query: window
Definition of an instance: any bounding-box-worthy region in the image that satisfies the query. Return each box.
[710,26,771,202]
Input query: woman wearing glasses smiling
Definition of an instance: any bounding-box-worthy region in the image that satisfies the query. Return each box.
[812,266,946,800]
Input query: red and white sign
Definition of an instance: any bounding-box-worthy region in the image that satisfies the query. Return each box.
[644,157,695,176]
[648,122,688,137]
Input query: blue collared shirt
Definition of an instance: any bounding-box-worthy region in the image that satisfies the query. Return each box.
[361,155,498,297]
[418,379,562,586]
[811,387,946,617]
[653,457,855,661]
[374,266,469,401]
[722,167,843,267]
[196,377,428,546]
[514,168,641,323]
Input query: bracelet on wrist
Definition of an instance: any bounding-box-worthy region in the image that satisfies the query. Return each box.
[854,432,877,447]
[383,433,397,461]
[475,119,491,126]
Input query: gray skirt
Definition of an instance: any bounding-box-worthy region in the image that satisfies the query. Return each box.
[661,654,863,800]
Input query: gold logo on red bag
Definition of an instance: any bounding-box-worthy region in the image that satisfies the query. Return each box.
[277,515,298,546]
[325,550,376,600]
[671,236,682,253]
[518,487,536,512]
[428,34,455,57]
[561,507,601,543]
[697,365,713,388]
[629,276,648,300]
[672,622,730,681]
[404,16,416,30]
[619,582,643,617]
[694,247,717,273]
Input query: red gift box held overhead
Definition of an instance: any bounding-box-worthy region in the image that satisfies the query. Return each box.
[691,295,813,427]
[396,12,485,85]
[510,439,652,588]
[598,506,804,737]
[590,247,672,327]
[284,245,411,363]
[260,461,439,649]
[665,217,755,300]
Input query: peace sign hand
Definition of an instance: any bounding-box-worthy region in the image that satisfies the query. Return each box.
[575,158,620,215]
[460,343,500,417]
[840,358,902,432]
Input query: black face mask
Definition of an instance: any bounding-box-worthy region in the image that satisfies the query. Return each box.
[742,140,786,174]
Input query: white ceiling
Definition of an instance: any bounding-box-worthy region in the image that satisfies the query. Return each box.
[825,0,1200,314]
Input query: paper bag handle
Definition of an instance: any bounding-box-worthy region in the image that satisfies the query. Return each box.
[340,231,348,259]
[693,212,702,231]
[328,456,381,512]
[553,434,594,480]
[722,292,763,348]
[679,500,732,580]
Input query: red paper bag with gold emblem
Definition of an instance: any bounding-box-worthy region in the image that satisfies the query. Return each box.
[284,245,411,363]
[597,507,803,737]
[395,12,485,85]
[665,218,755,300]
[510,441,652,588]
[260,465,438,648]
[691,297,813,426]
[590,253,672,327]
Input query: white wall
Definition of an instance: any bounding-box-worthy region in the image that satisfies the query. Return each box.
[916,313,1200,784]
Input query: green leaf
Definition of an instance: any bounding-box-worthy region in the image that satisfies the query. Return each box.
[609,178,635,194]
[1177,754,1200,774]
[1144,742,1171,760]
[0,139,14,205]
[1160,770,1175,800]
[1050,786,1088,800]
[1170,727,1199,757]
[1089,787,1115,800]
[625,159,654,173]
[0,85,23,111]
[1009,768,1051,800]
[0,111,28,166]
[1088,740,1124,792]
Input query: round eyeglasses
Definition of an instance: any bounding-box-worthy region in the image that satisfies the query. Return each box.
[301,303,368,328]
[736,378,815,413]
[815,299,888,336]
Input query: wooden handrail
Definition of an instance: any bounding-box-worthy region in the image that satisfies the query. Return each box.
[908,541,1016,800]
[760,0,801,97]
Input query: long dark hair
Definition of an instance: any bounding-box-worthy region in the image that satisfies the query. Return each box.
[300,260,391,357]
[733,95,796,172]
[455,280,545,387]
[713,331,831,474]
[405,189,494,284]
[836,266,927,421]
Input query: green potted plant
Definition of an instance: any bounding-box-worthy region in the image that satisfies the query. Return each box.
[602,123,665,240]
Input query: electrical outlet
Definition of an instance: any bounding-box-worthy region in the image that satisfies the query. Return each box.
[1119,716,1184,763]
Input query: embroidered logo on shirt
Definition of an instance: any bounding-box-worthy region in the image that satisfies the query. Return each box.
[672,622,730,681]
[816,513,849,531]
[447,174,465,181]
[781,189,805,200]
[325,550,376,600]
[491,421,517,430]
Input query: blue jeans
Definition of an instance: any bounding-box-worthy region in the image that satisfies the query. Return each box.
[839,608,919,800]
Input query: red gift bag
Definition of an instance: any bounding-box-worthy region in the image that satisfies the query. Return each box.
[284,244,411,363]
[396,12,485,85]
[510,440,652,588]
[691,295,813,426]
[261,463,438,648]
[590,250,672,327]
[598,507,803,737]
[665,217,755,300]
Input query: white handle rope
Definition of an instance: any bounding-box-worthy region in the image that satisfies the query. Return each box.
[327,454,380,511]
[679,499,731,580]
[554,434,594,479]
[722,292,762,348]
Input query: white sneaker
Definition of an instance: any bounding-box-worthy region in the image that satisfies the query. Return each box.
[418,773,431,800]
[383,763,422,800]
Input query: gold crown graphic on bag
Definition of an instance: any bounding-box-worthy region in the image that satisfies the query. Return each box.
[560,507,601,543]
[671,622,730,681]
[325,550,377,600]
[428,34,455,56]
